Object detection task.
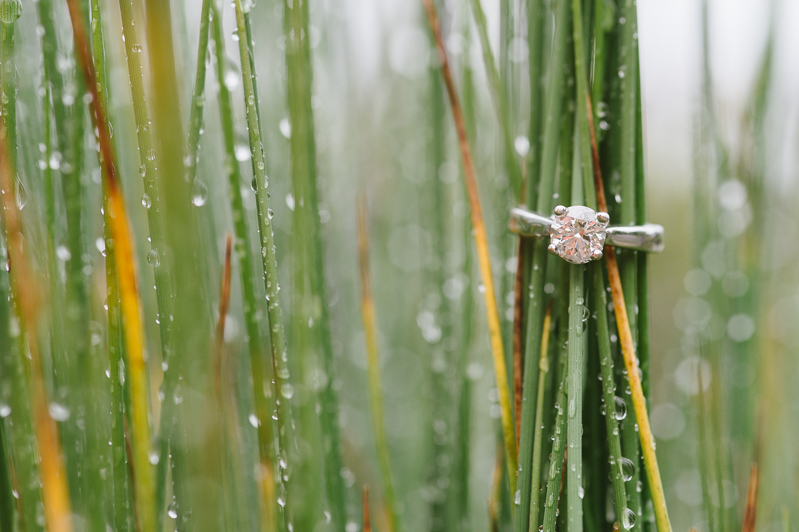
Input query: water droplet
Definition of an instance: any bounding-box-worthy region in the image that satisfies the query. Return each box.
[146,149,156,161]
[279,118,291,138]
[621,508,636,529]
[619,457,636,482]
[141,193,151,208]
[614,396,627,420]
[577,486,584,499]
[192,178,208,207]
[569,399,576,418]
[280,383,294,399]
[167,500,178,519]
[147,249,160,267]
[148,450,160,464]
[235,144,251,162]
[15,178,26,210]
[514,489,521,505]
[131,43,143,53]
[249,414,259,427]
[251,176,258,191]
[56,245,72,262]
[48,402,70,421]
[0,404,10,417]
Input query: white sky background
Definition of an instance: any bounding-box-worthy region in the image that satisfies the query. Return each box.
[341,0,799,195]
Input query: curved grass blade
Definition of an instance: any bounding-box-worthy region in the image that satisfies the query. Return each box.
[422,0,518,496]
[357,195,400,532]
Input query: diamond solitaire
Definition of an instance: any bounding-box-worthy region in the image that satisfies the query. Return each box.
[548,205,610,264]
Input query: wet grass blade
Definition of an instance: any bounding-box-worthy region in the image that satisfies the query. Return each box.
[527,303,552,528]
[210,7,279,530]
[231,1,296,528]
[541,353,568,532]
[422,0,518,496]
[466,0,522,198]
[357,195,400,532]
[65,3,156,529]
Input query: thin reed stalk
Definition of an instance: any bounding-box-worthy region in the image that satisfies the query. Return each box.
[115,0,174,354]
[357,195,399,532]
[422,0,518,496]
[466,0,522,198]
[540,354,568,532]
[89,0,133,528]
[65,3,156,530]
[527,304,552,528]
[230,1,296,528]
[363,486,372,532]
[282,0,347,524]
[515,0,571,528]
[210,8,279,531]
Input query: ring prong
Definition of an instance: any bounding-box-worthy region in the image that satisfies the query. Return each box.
[548,243,558,256]
[554,205,567,216]
[591,249,604,261]
[597,211,610,224]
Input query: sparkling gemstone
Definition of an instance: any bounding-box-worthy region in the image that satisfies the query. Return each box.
[549,206,608,264]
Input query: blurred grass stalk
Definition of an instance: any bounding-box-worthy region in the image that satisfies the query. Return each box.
[358,195,400,532]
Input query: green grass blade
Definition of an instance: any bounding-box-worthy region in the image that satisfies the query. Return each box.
[514,0,570,529]
[282,0,348,525]
[467,0,522,199]
[540,352,568,532]
[231,1,296,529]
[209,7,279,532]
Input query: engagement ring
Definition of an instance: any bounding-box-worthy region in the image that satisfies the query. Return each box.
[509,205,664,265]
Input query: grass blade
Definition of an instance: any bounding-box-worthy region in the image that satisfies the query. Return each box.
[65,3,157,530]
[466,0,522,198]
[231,1,296,528]
[742,463,760,532]
[209,7,279,530]
[541,352,568,532]
[422,0,518,496]
[527,303,552,528]
[363,485,372,532]
[357,195,400,532]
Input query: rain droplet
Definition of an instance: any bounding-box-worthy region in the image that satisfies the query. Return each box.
[614,396,627,420]
[279,118,291,139]
[192,178,208,207]
[621,508,635,529]
[49,402,71,421]
[56,245,72,262]
[280,383,294,399]
[141,193,151,209]
[147,249,160,267]
[619,457,636,482]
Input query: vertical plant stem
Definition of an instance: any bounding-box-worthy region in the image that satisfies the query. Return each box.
[362,486,372,532]
[422,0,518,495]
[357,195,400,532]
[115,0,174,355]
[526,0,544,204]
[527,304,552,529]
[515,0,570,529]
[231,1,296,528]
[540,355,568,532]
[210,8,279,532]
[65,3,156,531]
[282,0,347,525]
[0,422,12,532]
[89,0,133,528]
[593,264,631,526]
[466,0,522,198]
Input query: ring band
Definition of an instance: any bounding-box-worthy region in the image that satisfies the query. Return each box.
[509,206,664,264]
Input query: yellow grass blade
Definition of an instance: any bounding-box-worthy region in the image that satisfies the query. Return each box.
[421,0,517,495]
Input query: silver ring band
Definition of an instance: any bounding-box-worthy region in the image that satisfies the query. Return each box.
[509,206,664,264]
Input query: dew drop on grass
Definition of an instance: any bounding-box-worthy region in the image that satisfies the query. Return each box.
[577,486,584,499]
[249,414,259,427]
[251,176,258,191]
[148,450,160,465]
[48,402,70,421]
[614,396,627,420]
[0,404,10,417]
[191,178,208,207]
[622,508,636,529]
[146,149,156,161]
[619,457,636,481]
[279,118,291,138]
[280,383,294,399]
[514,489,520,505]
[141,193,151,208]
[15,178,26,210]
[147,249,160,267]
[56,245,72,262]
